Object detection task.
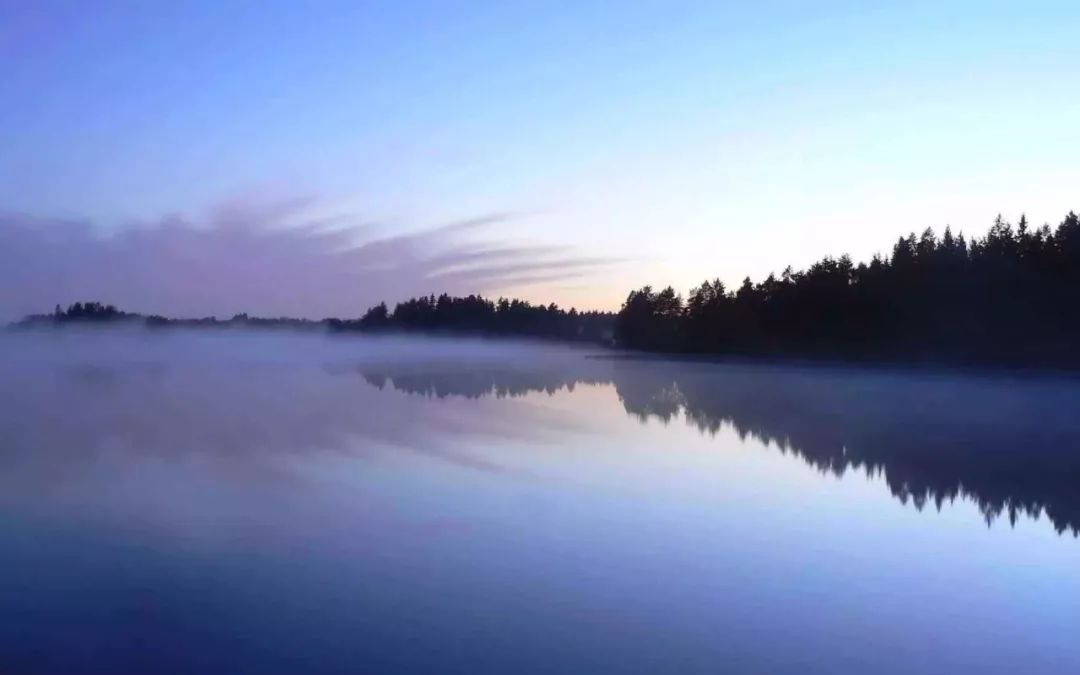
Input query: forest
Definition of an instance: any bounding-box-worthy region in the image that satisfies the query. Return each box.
[17,211,1080,366]
[328,294,614,343]
[21,295,615,344]
[617,211,1080,366]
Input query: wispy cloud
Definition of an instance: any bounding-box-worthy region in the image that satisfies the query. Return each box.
[0,200,616,321]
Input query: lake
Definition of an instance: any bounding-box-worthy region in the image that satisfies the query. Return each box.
[1,330,1078,674]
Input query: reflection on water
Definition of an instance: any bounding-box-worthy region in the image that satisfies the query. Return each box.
[362,358,1080,536]
[1,331,1079,674]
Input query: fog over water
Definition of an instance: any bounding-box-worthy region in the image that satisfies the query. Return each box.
[1,330,1079,674]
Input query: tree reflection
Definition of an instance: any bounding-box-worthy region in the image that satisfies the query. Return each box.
[367,359,1080,536]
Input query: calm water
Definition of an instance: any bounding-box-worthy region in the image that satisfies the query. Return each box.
[1,331,1079,674]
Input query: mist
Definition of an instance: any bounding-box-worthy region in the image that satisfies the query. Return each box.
[0,201,613,322]
[0,329,604,487]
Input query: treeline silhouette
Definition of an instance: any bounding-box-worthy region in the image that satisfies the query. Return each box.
[17,303,325,330]
[18,210,1080,365]
[16,295,615,342]
[362,358,1080,537]
[329,294,614,342]
[618,211,1080,366]
[47,301,129,322]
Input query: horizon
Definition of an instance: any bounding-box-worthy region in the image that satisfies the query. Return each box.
[3,2,1079,319]
[6,6,1080,671]
[9,206,1078,325]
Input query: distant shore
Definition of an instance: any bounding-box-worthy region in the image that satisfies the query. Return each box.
[15,209,1080,369]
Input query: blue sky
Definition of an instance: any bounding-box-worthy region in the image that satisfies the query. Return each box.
[2,0,1079,312]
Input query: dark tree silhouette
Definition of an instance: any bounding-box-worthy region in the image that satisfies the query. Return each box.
[359,302,390,328]
[618,211,1080,366]
[17,293,614,344]
[329,293,615,343]
[15,209,1080,364]
[52,301,126,322]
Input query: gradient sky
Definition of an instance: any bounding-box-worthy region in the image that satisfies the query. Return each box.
[2,0,1079,315]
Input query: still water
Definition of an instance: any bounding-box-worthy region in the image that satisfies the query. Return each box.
[1,331,1078,674]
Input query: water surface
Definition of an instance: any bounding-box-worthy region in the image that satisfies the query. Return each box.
[1,331,1078,674]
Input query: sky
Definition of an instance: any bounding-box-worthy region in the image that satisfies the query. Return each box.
[2,0,1079,318]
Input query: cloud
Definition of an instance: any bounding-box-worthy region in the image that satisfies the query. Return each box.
[0,200,615,321]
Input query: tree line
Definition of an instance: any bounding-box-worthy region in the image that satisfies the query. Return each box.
[328,293,614,343]
[48,301,128,322]
[618,211,1080,366]
[18,209,1080,366]
[18,295,616,344]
